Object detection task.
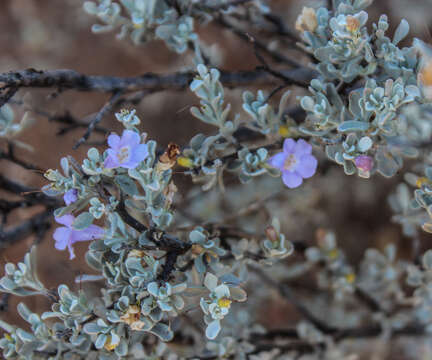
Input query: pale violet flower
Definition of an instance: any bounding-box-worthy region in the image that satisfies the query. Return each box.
[63,189,78,205]
[104,130,149,169]
[53,215,104,260]
[355,155,373,178]
[268,138,317,189]
[200,273,232,340]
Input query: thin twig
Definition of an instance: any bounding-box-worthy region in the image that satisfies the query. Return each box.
[216,16,302,68]
[73,91,123,149]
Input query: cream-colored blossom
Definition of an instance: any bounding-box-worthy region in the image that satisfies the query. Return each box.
[120,305,146,331]
[295,7,318,33]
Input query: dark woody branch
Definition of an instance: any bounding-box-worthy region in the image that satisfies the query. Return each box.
[0,67,316,94]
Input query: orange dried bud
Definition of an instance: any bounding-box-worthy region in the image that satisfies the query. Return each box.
[420,61,432,87]
[346,16,360,33]
[157,143,180,171]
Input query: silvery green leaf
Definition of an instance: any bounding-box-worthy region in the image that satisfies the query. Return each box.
[425,167,432,180]
[422,250,432,270]
[87,148,100,162]
[84,322,103,335]
[358,136,373,152]
[95,333,107,349]
[206,320,221,340]
[17,303,32,322]
[343,161,356,175]
[115,339,128,356]
[85,251,102,271]
[149,323,173,341]
[204,273,218,291]
[195,256,206,274]
[229,287,247,302]
[189,229,206,243]
[392,19,409,45]
[338,121,370,132]
[115,175,138,196]
[72,212,94,230]
[16,328,35,342]
[422,222,432,233]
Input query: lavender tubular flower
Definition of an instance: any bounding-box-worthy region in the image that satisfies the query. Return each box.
[104,130,149,169]
[268,138,318,188]
[63,189,78,205]
[53,215,104,259]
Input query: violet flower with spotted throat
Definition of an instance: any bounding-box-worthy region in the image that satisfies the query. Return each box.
[104,129,149,169]
[268,138,317,188]
[53,215,104,259]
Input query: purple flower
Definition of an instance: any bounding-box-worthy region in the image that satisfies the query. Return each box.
[104,130,149,169]
[53,215,104,260]
[354,155,373,178]
[268,138,317,189]
[63,189,78,205]
[354,155,373,172]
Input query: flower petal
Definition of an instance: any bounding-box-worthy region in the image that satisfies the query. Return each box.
[282,171,303,188]
[214,284,230,298]
[63,189,78,206]
[204,273,218,291]
[71,225,104,242]
[107,133,120,149]
[104,149,120,169]
[68,243,76,260]
[283,138,296,153]
[55,215,75,227]
[268,152,286,171]
[297,154,318,179]
[294,139,312,156]
[53,227,71,250]
[130,143,149,164]
[120,130,140,147]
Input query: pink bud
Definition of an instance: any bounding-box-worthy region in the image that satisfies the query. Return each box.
[354,155,373,172]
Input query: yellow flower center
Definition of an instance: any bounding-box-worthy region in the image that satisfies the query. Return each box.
[283,154,297,171]
[218,298,232,308]
[416,177,429,188]
[117,146,130,164]
[133,23,143,29]
[4,334,12,341]
[278,125,291,138]
[104,336,118,351]
[345,273,356,284]
[328,248,339,260]
[177,156,194,168]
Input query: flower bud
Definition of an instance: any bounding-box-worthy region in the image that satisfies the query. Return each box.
[265,226,279,243]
